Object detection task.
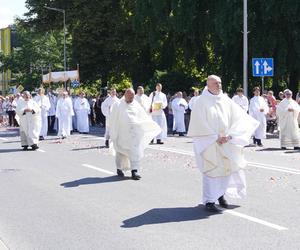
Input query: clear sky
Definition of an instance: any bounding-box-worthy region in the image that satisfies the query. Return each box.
[0,0,28,29]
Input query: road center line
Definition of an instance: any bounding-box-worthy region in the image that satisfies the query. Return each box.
[224,210,288,231]
[37,149,46,153]
[148,145,300,175]
[0,138,8,141]
[82,164,114,175]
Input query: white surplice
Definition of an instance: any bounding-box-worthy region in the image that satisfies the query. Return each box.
[188,96,199,110]
[135,94,151,113]
[56,97,74,137]
[232,95,249,112]
[16,99,41,146]
[172,97,188,133]
[34,94,51,137]
[74,97,90,133]
[276,98,300,147]
[149,91,168,140]
[101,96,120,140]
[109,99,161,171]
[188,88,259,204]
[249,96,269,139]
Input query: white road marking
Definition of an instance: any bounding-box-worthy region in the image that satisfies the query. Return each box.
[82,164,114,175]
[224,210,288,231]
[37,149,46,153]
[0,237,8,250]
[148,145,300,175]
[0,138,8,141]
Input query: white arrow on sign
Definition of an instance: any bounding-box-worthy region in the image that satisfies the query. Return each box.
[263,61,272,74]
[255,61,260,75]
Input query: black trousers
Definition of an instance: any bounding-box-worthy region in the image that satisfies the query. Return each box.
[48,115,56,132]
[7,111,17,126]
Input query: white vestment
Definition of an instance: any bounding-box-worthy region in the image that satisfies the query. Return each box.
[149,91,168,140]
[34,95,51,137]
[249,96,269,139]
[110,99,161,171]
[188,96,199,110]
[276,98,300,147]
[188,88,259,204]
[101,96,120,140]
[232,95,249,112]
[16,99,41,146]
[135,94,151,113]
[56,97,74,137]
[74,97,90,133]
[172,97,188,132]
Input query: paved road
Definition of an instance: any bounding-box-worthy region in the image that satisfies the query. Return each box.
[0,127,299,250]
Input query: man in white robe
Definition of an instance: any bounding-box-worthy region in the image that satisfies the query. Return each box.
[276,89,300,150]
[249,87,269,146]
[110,88,161,180]
[34,88,51,140]
[149,83,168,144]
[134,86,151,113]
[188,89,200,111]
[74,92,90,134]
[56,92,74,139]
[188,75,259,212]
[232,88,249,112]
[16,91,41,150]
[171,91,188,136]
[101,88,120,148]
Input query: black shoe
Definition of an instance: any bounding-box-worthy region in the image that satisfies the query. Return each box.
[22,145,28,151]
[257,139,263,147]
[253,137,257,145]
[218,195,228,208]
[150,139,154,144]
[172,130,176,135]
[179,132,185,137]
[205,202,222,213]
[131,170,141,180]
[39,136,44,141]
[31,144,39,150]
[61,136,67,139]
[117,169,125,177]
[157,139,164,144]
[294,147,300,150]
[281,147,287,150]
[105,140,109,148]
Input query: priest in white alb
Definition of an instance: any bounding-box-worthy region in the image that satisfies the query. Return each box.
[188,75,259,212]
[171,91,188,136]
[149,83,168,144]
[56,91,74,139]
[135,86,151,113]
[276,89,300,150]
[249,87,269,146]
[16,91,41,150]
[34,88,51,140]
[188,89,200,111]
[232,88,249,112]
[101,88,120,148]
[109,88,161,180]
[74,92,90,134]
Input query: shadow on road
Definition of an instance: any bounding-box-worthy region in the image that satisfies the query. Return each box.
[121,205,239,228]
[60,176,131,188]
[0,148,23,153]
[256,147,285,152]
[71,146,103,151]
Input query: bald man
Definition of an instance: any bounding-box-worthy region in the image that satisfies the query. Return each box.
[109,88,161,180]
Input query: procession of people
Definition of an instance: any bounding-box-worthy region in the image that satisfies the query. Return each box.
[1,76,300,213]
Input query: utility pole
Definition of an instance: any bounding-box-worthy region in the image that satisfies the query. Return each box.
[243,0,248,97]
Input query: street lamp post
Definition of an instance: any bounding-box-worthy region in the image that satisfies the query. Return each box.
[44,6,67,89]
[243,0,248,97]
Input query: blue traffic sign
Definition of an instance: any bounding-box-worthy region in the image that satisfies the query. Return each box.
[252,58,274,77]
